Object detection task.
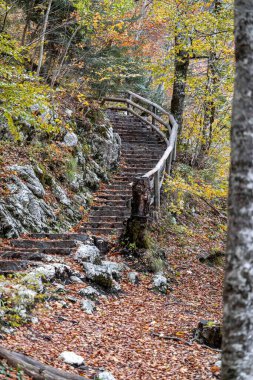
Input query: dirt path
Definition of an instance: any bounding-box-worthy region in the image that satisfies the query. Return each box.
[2,246,223,380]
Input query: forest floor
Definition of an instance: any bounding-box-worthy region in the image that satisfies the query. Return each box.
[0,195,225,380]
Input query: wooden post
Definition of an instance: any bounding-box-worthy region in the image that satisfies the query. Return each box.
[173,136,177,160]
[166,153,173,175]
[151,105,156,126]
[154,170,161,209]
[127,94,133,115]
[125,177,151,248]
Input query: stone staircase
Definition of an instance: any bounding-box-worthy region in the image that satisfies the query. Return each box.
[78,111,166,237]
[0,111,165,274]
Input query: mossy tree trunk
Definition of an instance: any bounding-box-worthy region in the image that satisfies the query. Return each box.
[125,177,151,249]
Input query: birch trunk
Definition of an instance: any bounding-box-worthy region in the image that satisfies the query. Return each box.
[222,1,253,379]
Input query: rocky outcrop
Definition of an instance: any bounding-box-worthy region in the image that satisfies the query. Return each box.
[0,167,55,238]
[0,113,121,238]
[0,263,76,332]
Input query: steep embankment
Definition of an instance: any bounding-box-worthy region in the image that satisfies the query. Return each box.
[0,110,121,238]
[0,33,121,239]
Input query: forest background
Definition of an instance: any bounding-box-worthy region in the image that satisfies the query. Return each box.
[0,0,233,210]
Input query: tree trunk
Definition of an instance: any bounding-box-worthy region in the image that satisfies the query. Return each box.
[21,4,34,46]
[193,53,217,167]
[0,3,9,33]
[37,0,53,76]
[195,0,221,166]
[170,33,190,135]
[51,26,81,87]
[125,177,151,249]
[222,1,253,379]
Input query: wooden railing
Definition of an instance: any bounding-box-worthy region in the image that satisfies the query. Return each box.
[101,91,178,213]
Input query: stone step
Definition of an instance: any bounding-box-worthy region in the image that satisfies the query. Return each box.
[89,215,126,222]
[0,247,73,255]
[120,164,154,170]
[0,251,44,261]
[120,136,162,143]
[118,133,156,138]
[82,221,124,229]
[0,260,31,274]
[90,209,130,217]
[107,181,133,186]
[11,239,77,249]
[97,188,132,194]
[122,158,159,164]
[121,140,164,146]
[95,193,131,200]
[122,149,162,154]
[93,199,128,206]
[80,227,124,236]
[29,233,91,242]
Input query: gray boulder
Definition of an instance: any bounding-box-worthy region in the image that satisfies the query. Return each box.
[83,262,113,289]
[101,261,125,280]
[96,371,116,380]
[65,109,73,117]
[79,286,100,300]
[63,132,78,147]
[23,264,73,289]
[74,244,101,264]
[128,272,139,285]
[70,275,84,284]
[152,272,168,294]
[83,261,125,289]
[81,299,96,314]
[59,351,84,366]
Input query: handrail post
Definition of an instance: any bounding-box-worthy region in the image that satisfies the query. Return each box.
[151,105,156,126]
[154,171,161,209]
[173,136,177,160]
[127,93,133,115]
[166,153,173,175]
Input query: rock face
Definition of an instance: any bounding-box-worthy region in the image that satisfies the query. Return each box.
[91,125,121,170]
[0,167,55,238]
[59,351,84,366]
[0,113,121,238]
[194,320,222,349]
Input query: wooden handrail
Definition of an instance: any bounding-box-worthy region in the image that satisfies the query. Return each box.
[103,96,172,134]
[101,91,178,214]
